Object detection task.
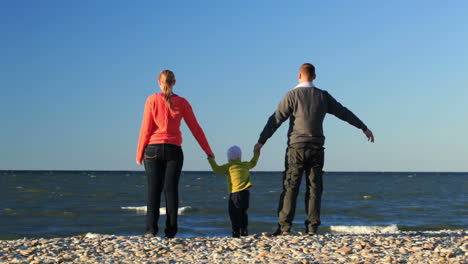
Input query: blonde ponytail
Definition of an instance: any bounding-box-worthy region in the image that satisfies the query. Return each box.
[158,70,176,111]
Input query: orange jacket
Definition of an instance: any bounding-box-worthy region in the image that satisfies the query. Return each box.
[136,93,212,164]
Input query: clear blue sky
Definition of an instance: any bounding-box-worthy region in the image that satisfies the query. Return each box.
[1,0,467,171]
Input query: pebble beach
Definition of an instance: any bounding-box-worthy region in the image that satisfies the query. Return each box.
[0,230,466,264]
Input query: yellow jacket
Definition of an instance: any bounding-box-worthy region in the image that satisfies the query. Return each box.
[208,152,260,193]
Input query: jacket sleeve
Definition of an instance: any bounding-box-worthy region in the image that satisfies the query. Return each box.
[246,151,260,169]
[136,96,157,164]
[183,100,213,155]
[208,158,230,174]
[325,91,368,131]
[257,92,293,144]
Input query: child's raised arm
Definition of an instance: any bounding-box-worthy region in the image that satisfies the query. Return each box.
[208,157,230,175]
[246,151,260,169]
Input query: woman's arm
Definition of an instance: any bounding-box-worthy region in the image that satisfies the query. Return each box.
[183,100,213,155]
[136,96,157,164]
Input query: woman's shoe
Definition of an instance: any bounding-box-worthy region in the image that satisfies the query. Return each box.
[240,228,249,236]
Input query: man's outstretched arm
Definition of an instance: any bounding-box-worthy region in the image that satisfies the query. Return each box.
[364,129,374,143]
[256,92,293,148]
[326,91,374,143]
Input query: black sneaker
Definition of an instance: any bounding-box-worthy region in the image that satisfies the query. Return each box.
[232,231,240,238]
[240,228,249,236]
[271,229,291,236]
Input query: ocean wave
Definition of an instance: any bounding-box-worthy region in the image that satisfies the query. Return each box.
[330,224,399,234]
[403,206,429,212]
[1,208,78,218]
[351,195,376,200]
[2,208,18,216]
[121,206,192,215]
[84,233,112,239]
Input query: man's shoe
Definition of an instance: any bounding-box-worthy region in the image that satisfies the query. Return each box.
[306,226,318,236]
[143,233,155,238]
[271,229,291,236]
[232,231,241,238]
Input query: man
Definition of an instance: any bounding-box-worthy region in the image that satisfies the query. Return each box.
[254,63,374,236]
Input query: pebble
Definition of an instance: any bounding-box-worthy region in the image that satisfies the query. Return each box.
[0,230,466,263]
[337,245,353,255]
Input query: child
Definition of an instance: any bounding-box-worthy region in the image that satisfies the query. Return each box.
[208,145,260,238]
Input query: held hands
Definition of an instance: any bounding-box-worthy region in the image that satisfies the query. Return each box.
[253,143,263,153]
[364,129,375,143]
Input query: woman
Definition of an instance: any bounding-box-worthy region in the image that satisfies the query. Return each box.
[136,69,213,238]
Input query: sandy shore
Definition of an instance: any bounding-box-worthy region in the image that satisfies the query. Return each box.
[0,230,466,263]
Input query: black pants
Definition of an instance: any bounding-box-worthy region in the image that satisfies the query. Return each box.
[277,143,324,233]
[229,189,250,234]
[143,144,183,237]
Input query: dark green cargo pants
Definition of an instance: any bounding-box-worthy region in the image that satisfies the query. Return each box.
[277,143,324,233]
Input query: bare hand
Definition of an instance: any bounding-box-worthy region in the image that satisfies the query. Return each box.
[254,143,263,153]
[364,129,374,143]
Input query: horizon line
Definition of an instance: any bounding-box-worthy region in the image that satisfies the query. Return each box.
[1,169,468,173]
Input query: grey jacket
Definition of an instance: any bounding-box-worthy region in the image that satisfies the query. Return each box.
[258,85,368,146]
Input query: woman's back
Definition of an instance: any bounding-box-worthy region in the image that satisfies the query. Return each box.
[136,92,212,164]
[147,93,187,141]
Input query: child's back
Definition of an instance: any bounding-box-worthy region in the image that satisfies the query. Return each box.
[208,145,260,237]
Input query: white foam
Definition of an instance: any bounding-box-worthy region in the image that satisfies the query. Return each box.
[121,206,192,215]
[330,224,399,234]
[121,206,147,214]
[84,233,111,239]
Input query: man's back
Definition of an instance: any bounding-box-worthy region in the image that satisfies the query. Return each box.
[258,84,368,146]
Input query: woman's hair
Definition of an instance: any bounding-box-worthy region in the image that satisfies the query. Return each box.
[158,70,176,111]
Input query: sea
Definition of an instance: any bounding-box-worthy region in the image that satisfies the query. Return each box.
[0,171,466,240]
